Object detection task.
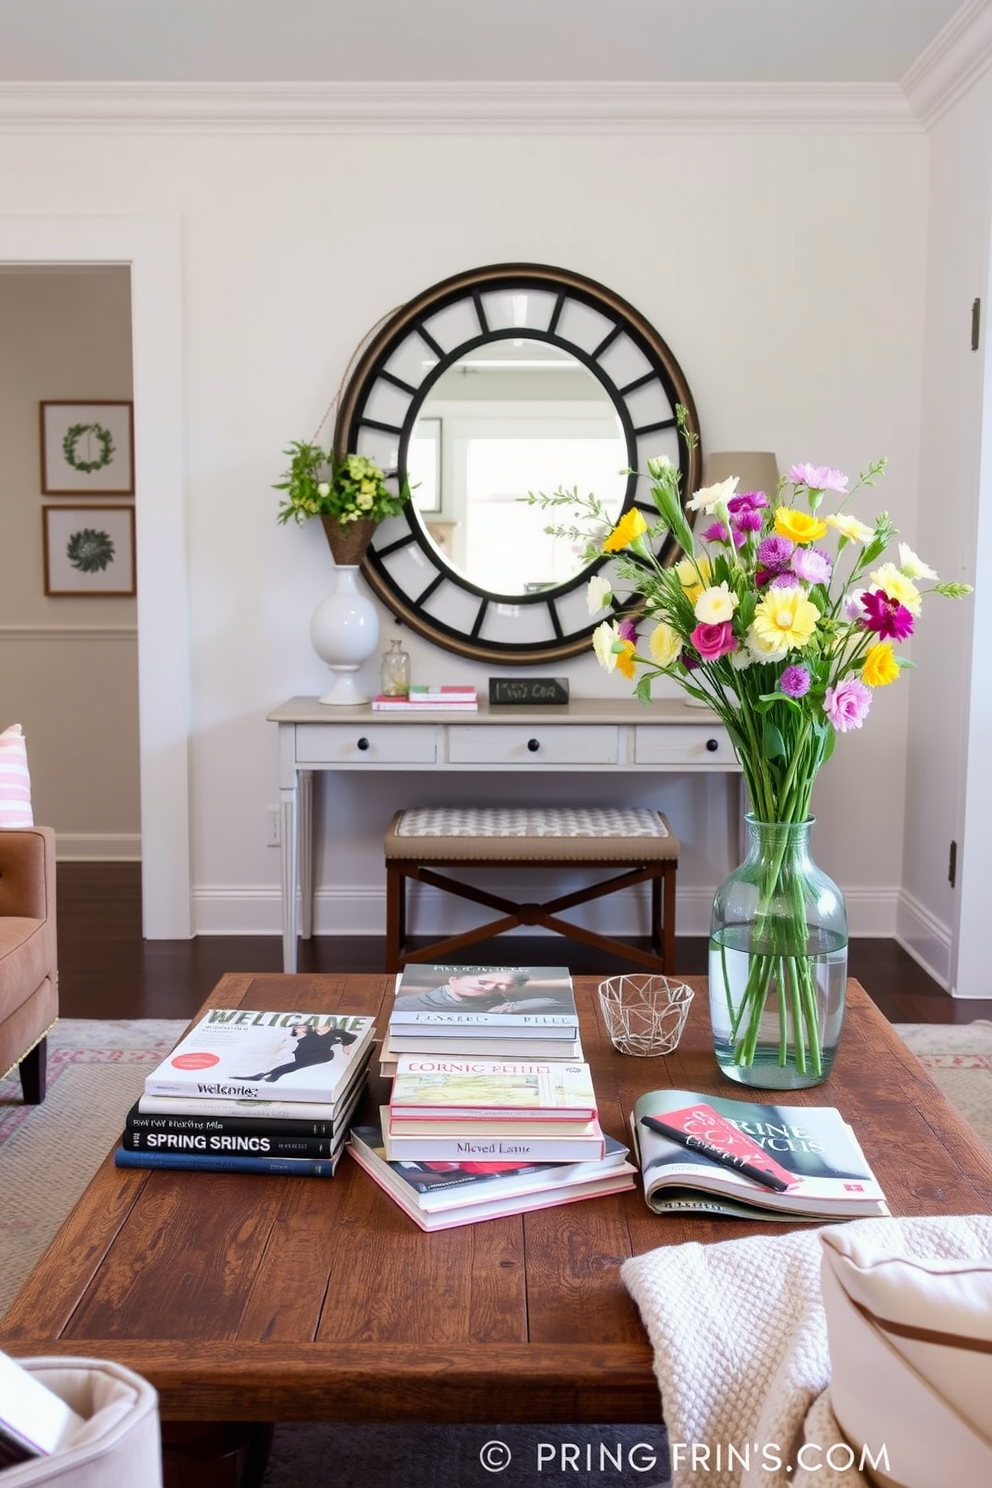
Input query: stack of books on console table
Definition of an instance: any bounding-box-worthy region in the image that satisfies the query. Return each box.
[371,685,478,712]
[114,1007,377,1178]
[381,964,582,1076]
[350,964,636,1225]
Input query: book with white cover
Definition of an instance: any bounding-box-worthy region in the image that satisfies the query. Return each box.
[389,1054,597,1121]
[381,1109,606,1163]
[348,1124,635,1231]
[143,1008,376,1105]
[389,965,578,1032]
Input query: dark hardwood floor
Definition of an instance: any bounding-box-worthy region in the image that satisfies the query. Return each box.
[56,862,992,1024]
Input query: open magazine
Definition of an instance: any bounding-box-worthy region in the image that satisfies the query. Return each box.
[630,1089,888,1221]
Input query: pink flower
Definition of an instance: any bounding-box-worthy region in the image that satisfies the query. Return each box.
[617,617,638,645]
[823,677,872,731]
[792,547,833,585]
[788,463,849,495]
[860,588,915,641]
[780,664,811,698]
[727,490,770,514]
[731,508,764,535]
[690,621,738,660]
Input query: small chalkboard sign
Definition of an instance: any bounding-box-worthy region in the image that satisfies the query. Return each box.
[488,677,570,706]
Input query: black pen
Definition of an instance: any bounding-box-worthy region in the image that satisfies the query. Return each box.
[639,1114,790,1192]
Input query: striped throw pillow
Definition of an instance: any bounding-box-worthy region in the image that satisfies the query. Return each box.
[0,724,33,827]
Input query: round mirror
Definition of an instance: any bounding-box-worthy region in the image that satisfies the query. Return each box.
[334,263,702,665]
[408,339,627,594]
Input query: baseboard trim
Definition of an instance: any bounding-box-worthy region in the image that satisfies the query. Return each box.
[895,889,953,991]
[55,833,142,861]
[191,882,904,939]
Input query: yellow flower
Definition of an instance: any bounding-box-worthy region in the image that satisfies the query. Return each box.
[603,508,648,552]
[649,622,682,668]
[616,640,637,680]
[774,506,828,545]
[862,642,900,687]
[675,554,712,606]
[752,587,819,652]
[694,582,739,624]
[869,561,922,616]
[825,513,875,544]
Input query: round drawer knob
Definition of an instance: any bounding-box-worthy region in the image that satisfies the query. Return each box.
[527,738,541,753]
[357,737,371,752]
[706,737,719,753]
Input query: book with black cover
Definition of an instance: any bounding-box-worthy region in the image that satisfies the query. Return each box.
[389,965,578,1034]
[143,1008,376,1104]
[630,1089,888,1221]
[349,1123,635,1230]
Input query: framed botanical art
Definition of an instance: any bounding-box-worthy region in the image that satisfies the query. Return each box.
[40,401,135,495]
[42,505,136,597]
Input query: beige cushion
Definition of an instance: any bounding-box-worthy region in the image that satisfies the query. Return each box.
[385,806,679,863]
[821,1228,992,1488]
[1,1358,162,1486]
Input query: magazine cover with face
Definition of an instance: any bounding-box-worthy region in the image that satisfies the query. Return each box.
[389,965,578,1030]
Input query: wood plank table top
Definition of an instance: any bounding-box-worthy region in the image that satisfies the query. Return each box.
[3,974,991,1425]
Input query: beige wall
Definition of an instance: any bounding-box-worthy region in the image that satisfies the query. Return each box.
[0,268,140,857]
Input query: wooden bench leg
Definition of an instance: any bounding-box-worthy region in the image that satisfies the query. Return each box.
[385,865,405,973]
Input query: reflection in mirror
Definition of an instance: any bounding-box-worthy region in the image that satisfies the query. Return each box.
[406,340,626,596]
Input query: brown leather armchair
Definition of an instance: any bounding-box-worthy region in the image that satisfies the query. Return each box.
[0,826,58,1103]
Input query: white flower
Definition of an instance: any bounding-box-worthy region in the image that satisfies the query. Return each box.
[842,589,865,622]
[316,482,331,498]
[586,574,613,614]
[687,476,738,514]
[898,543,938,581]
[593,621,619,672]
[694,582,739,625]
[648,622,681,668]
[729,648,756,671]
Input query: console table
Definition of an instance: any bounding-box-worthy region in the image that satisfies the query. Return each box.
[267,695,742,973]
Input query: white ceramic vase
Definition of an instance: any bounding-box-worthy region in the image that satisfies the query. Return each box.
[309,565,380,705]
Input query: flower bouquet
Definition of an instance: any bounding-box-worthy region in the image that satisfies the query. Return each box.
[537,409,970,1086]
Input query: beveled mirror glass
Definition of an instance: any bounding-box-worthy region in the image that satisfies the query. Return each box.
[334,263,702,665]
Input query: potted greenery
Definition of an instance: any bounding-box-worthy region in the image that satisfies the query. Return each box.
[274,442,410,566]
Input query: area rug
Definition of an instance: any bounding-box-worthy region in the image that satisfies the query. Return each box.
[892,1019,992,1152]
[0,1020,670,1488]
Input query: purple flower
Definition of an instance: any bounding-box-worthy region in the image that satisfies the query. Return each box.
[824,677,872,732]
[731,508,764,535]
[701,520,745,549]
[770,571,800,588]
[788,463,849,494]
[860,588,915,642]
[617,617,638,645]
[727,490,770,514]
[792,547,833,586]
[690,621,738,661]
[756,535,795,570]
[779,664,811,699]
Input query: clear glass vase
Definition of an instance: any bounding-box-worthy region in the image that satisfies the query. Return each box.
[380,637,411,697]
[708,816,848,1089]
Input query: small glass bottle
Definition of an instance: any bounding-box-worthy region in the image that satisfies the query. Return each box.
[380,637,411,697]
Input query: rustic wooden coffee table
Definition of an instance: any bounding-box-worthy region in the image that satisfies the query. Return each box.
[3,974,991,1481]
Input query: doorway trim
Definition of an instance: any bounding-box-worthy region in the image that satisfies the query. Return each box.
[0,213,191,937]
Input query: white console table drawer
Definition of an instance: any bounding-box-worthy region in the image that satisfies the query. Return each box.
[634,725,733,766]
[296,723,438,765]
[449,725,618,765]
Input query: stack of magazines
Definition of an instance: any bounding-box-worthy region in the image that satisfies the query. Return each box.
[114,1007,377,1178]
[349,964,636,1226]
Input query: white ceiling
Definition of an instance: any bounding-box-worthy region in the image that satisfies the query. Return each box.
[0,0,970,85]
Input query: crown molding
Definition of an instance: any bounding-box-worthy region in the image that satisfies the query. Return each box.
[901,0,992,126]
[0,80,919,136]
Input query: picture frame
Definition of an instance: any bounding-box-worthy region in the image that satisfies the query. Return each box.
[40,401,135,495]
[42,505,136,597]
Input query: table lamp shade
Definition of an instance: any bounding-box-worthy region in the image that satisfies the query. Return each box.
[702,451,779,500]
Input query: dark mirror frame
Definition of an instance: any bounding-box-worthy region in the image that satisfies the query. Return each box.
[334,263,702,665]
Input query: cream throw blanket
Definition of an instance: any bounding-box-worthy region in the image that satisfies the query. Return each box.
[621,1214,992,1488]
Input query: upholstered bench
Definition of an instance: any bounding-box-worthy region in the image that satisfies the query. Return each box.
[384,805,679,973]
